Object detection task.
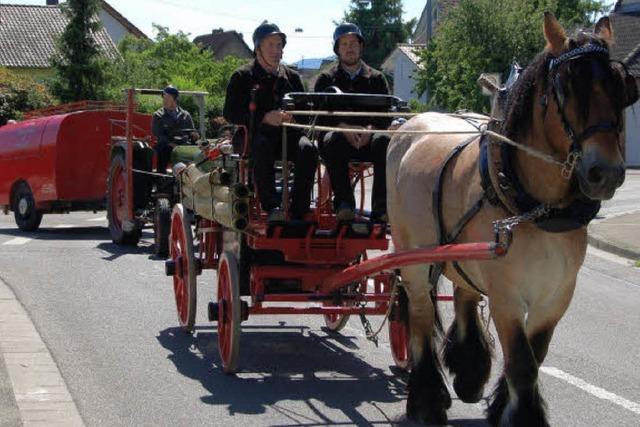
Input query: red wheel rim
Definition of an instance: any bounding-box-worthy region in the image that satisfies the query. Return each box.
[109,161,127,232]
[217,258,233,367]
[170,211,190,326]
[389,317,409,369]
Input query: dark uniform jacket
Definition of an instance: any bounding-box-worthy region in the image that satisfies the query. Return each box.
[314,61,391,129]
[223,60,304,139]
[151,106,195,148]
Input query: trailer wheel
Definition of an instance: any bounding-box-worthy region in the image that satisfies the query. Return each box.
[217,251,241,374]
[153,197,172,257]
[12,183,42,232]
[389,285,410,370]
[107,153,140,245]
[169,204,197,333]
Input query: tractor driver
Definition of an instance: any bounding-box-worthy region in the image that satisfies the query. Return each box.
[223,22,318,223]
[151,85,199,173]
[314,23,391,223]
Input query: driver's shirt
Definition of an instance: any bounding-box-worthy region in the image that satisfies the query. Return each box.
[151,106,195,148]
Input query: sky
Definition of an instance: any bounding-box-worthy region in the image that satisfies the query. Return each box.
[8,0,427,63]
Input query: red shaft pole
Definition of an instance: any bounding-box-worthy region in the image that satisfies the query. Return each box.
[321,242,505,291]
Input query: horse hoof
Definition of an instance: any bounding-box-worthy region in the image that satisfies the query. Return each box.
[453,377,484,403]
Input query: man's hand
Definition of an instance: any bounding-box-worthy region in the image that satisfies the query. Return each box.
[262,110,292,127]
[190,131,199,142]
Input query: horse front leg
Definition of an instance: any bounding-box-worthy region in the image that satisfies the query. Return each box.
[486,292,550,427]
[402,264,451,425]
[443,285,493,403]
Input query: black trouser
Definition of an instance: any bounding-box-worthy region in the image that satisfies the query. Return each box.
[155,143,173,174]
[252,131,318,218]
[320,131,389,216]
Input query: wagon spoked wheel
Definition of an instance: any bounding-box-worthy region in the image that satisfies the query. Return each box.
[323,283,359,332]
[217,251,241,374]
[389,285,410,370]
[107,152,140,245]
[169,204,197,333]
[12,182,42,232]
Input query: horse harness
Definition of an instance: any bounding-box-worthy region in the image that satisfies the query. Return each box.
[428,44,616,292]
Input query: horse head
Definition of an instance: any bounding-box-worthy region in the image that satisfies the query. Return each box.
[541,13,638,200]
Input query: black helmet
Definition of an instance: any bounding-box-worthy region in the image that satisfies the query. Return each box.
[162,85,179,99]
[252,22,287,52]
[333,22,365,54]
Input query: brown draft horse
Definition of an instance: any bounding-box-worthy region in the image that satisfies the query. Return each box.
[386,13,638,426]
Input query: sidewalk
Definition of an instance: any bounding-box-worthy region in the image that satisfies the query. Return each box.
[588,211,640,261]
[0,278,83,427]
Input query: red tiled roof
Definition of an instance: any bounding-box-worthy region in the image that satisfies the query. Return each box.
[0,4,119,68]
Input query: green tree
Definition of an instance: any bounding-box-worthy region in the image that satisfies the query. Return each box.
[415,0,609,113]
[105,25,248,135]
[0,69,54,123]
[49,0,108,102]
[342,0,416,69]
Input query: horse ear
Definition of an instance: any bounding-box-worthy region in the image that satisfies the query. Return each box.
[543,12,567,55]
[594,16,613,45]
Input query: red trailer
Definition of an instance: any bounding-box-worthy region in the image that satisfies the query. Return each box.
[0,102,151,231]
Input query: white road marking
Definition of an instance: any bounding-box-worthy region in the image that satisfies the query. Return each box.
[541,366,640,415]
[86,216,106,222]
[53,224,76,229]
[2,237,31,245]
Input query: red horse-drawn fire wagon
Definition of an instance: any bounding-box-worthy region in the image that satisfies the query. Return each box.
[163,92,507,373]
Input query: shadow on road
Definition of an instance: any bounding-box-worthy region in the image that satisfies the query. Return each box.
[156,325,491,425]
[157,326,414,425]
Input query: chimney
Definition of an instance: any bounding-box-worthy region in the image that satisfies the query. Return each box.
[211,28,224,35]
[46,0,59,5]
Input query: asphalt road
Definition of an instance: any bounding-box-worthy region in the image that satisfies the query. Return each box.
[0,172,639,426]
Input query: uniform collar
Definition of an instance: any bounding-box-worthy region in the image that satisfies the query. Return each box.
[253,59,287,79]
[336,60,371,79]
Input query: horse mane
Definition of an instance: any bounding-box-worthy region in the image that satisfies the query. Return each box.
[501,31,613,142]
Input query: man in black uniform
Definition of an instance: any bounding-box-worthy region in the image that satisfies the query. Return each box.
[314,23,391,222]
[151,86,198,173]
[224,22,318,222]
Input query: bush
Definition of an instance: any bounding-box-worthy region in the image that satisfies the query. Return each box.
[0,68,55,123]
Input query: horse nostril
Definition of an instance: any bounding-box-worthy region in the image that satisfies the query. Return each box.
[587,166,604,184]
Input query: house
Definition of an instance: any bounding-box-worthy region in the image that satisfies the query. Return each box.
[0,0,146,79]
[193,29,252,61]
[98,0,148,45]
[610,0,640,166]
[382,0,459,103]
[381,44,426,103]
[412,0,460,45]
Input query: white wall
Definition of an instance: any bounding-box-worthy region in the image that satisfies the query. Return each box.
[98,9,128,46]
[625,100,640,167]
[392,55,427,103]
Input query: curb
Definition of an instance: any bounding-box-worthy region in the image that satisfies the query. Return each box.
[0,277,84,426]
[587,231,640,261]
